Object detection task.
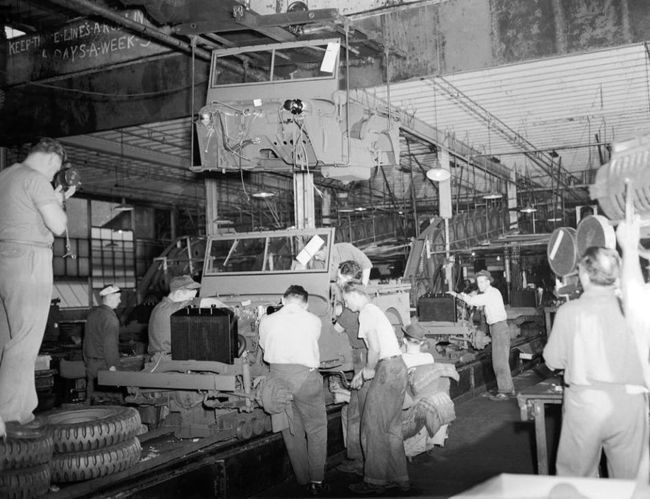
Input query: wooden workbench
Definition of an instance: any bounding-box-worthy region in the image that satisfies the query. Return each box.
[516,376,563,475]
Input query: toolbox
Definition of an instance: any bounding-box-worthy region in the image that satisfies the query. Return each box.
[417,294,457,322]
[171,306,239,363]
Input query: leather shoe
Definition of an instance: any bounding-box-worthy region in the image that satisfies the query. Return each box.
[386,481,411,493]
[307,482,330,496]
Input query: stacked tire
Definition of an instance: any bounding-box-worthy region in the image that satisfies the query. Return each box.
[46,406,142,483]
[0,418,53,499]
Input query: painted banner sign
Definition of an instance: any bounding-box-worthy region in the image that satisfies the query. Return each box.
[3,9,171,86]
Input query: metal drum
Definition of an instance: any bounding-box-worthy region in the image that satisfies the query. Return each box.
[576,215,616,257]
[547,227,578,277]
[590,134,650,221]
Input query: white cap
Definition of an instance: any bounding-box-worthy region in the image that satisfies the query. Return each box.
[99,284,121,296]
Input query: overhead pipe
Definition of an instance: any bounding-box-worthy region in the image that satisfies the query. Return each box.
[48,0,266,81]
[49,0,212,60]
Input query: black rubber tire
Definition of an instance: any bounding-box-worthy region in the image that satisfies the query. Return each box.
[51,437,141,483]
[47,406,141,453]
[1,419,54,470]
[0,463,51,499]
[236,419,253,441]
[251,417,265,436]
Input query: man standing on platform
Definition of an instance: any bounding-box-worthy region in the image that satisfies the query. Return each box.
[544,247,648,479]
[259,285,327,496]
[448,270,514,401]
[0,138,75,433]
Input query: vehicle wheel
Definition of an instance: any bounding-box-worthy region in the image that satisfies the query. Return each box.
[0,463,51,499]
[1,419,54,470]
[252,417,265,436]
[51,437,141,483]
[236,419,253,441]
[47,406,141,453]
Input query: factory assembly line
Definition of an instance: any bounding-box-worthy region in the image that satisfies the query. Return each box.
[3,35,547,499]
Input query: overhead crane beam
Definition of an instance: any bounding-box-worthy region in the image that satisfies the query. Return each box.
[426,77,584,201]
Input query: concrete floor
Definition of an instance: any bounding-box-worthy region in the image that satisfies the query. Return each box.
[253,365,560,498]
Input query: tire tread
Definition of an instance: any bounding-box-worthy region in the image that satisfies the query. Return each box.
[51,438,141,483]
[48,406,141,453]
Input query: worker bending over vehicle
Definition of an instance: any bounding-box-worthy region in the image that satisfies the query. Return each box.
[259,285,327,496]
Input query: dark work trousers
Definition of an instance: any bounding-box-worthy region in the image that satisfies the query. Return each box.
[85,357,107,403]
[557,384,649,479]
[490,320,514,394]
[360,356,409,487]
[0,243,53,424]
[346,348,368,466]
[270,364,327,485]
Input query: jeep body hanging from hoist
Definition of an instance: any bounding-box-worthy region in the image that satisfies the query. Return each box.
[99,39,408,440]
[192,38,400,183]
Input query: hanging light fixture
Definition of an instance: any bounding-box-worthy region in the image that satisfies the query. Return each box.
[426,167,451,182]
[113,197,134,212]
[482,174,502,200]
[425,152,450,182]
[483,192,502,200]
[252,191,275,199]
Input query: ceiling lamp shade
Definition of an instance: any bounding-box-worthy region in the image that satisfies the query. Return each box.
[252,191,275,199]
[520,204,537,214]
[426,167,451,182]
[482,192,502,200]
[113,198,134,212]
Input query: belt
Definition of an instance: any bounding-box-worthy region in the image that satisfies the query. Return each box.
[0,239,52,249]
[488,320,507,326]
[379,354,401,362]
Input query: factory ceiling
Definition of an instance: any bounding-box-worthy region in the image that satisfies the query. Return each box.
[1,0,649,234]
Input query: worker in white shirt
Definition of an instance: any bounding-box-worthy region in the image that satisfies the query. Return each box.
[343,282,409,495]
[258,285,327,496]
[544,246,648,479]
[448,270,513,400]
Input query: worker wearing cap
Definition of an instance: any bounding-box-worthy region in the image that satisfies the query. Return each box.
[448,269,514,400]
[401,322,434,369]
[148,275,201,361]
[147,275,228,361]
[83,284,122,402]
[314,242,372,285]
